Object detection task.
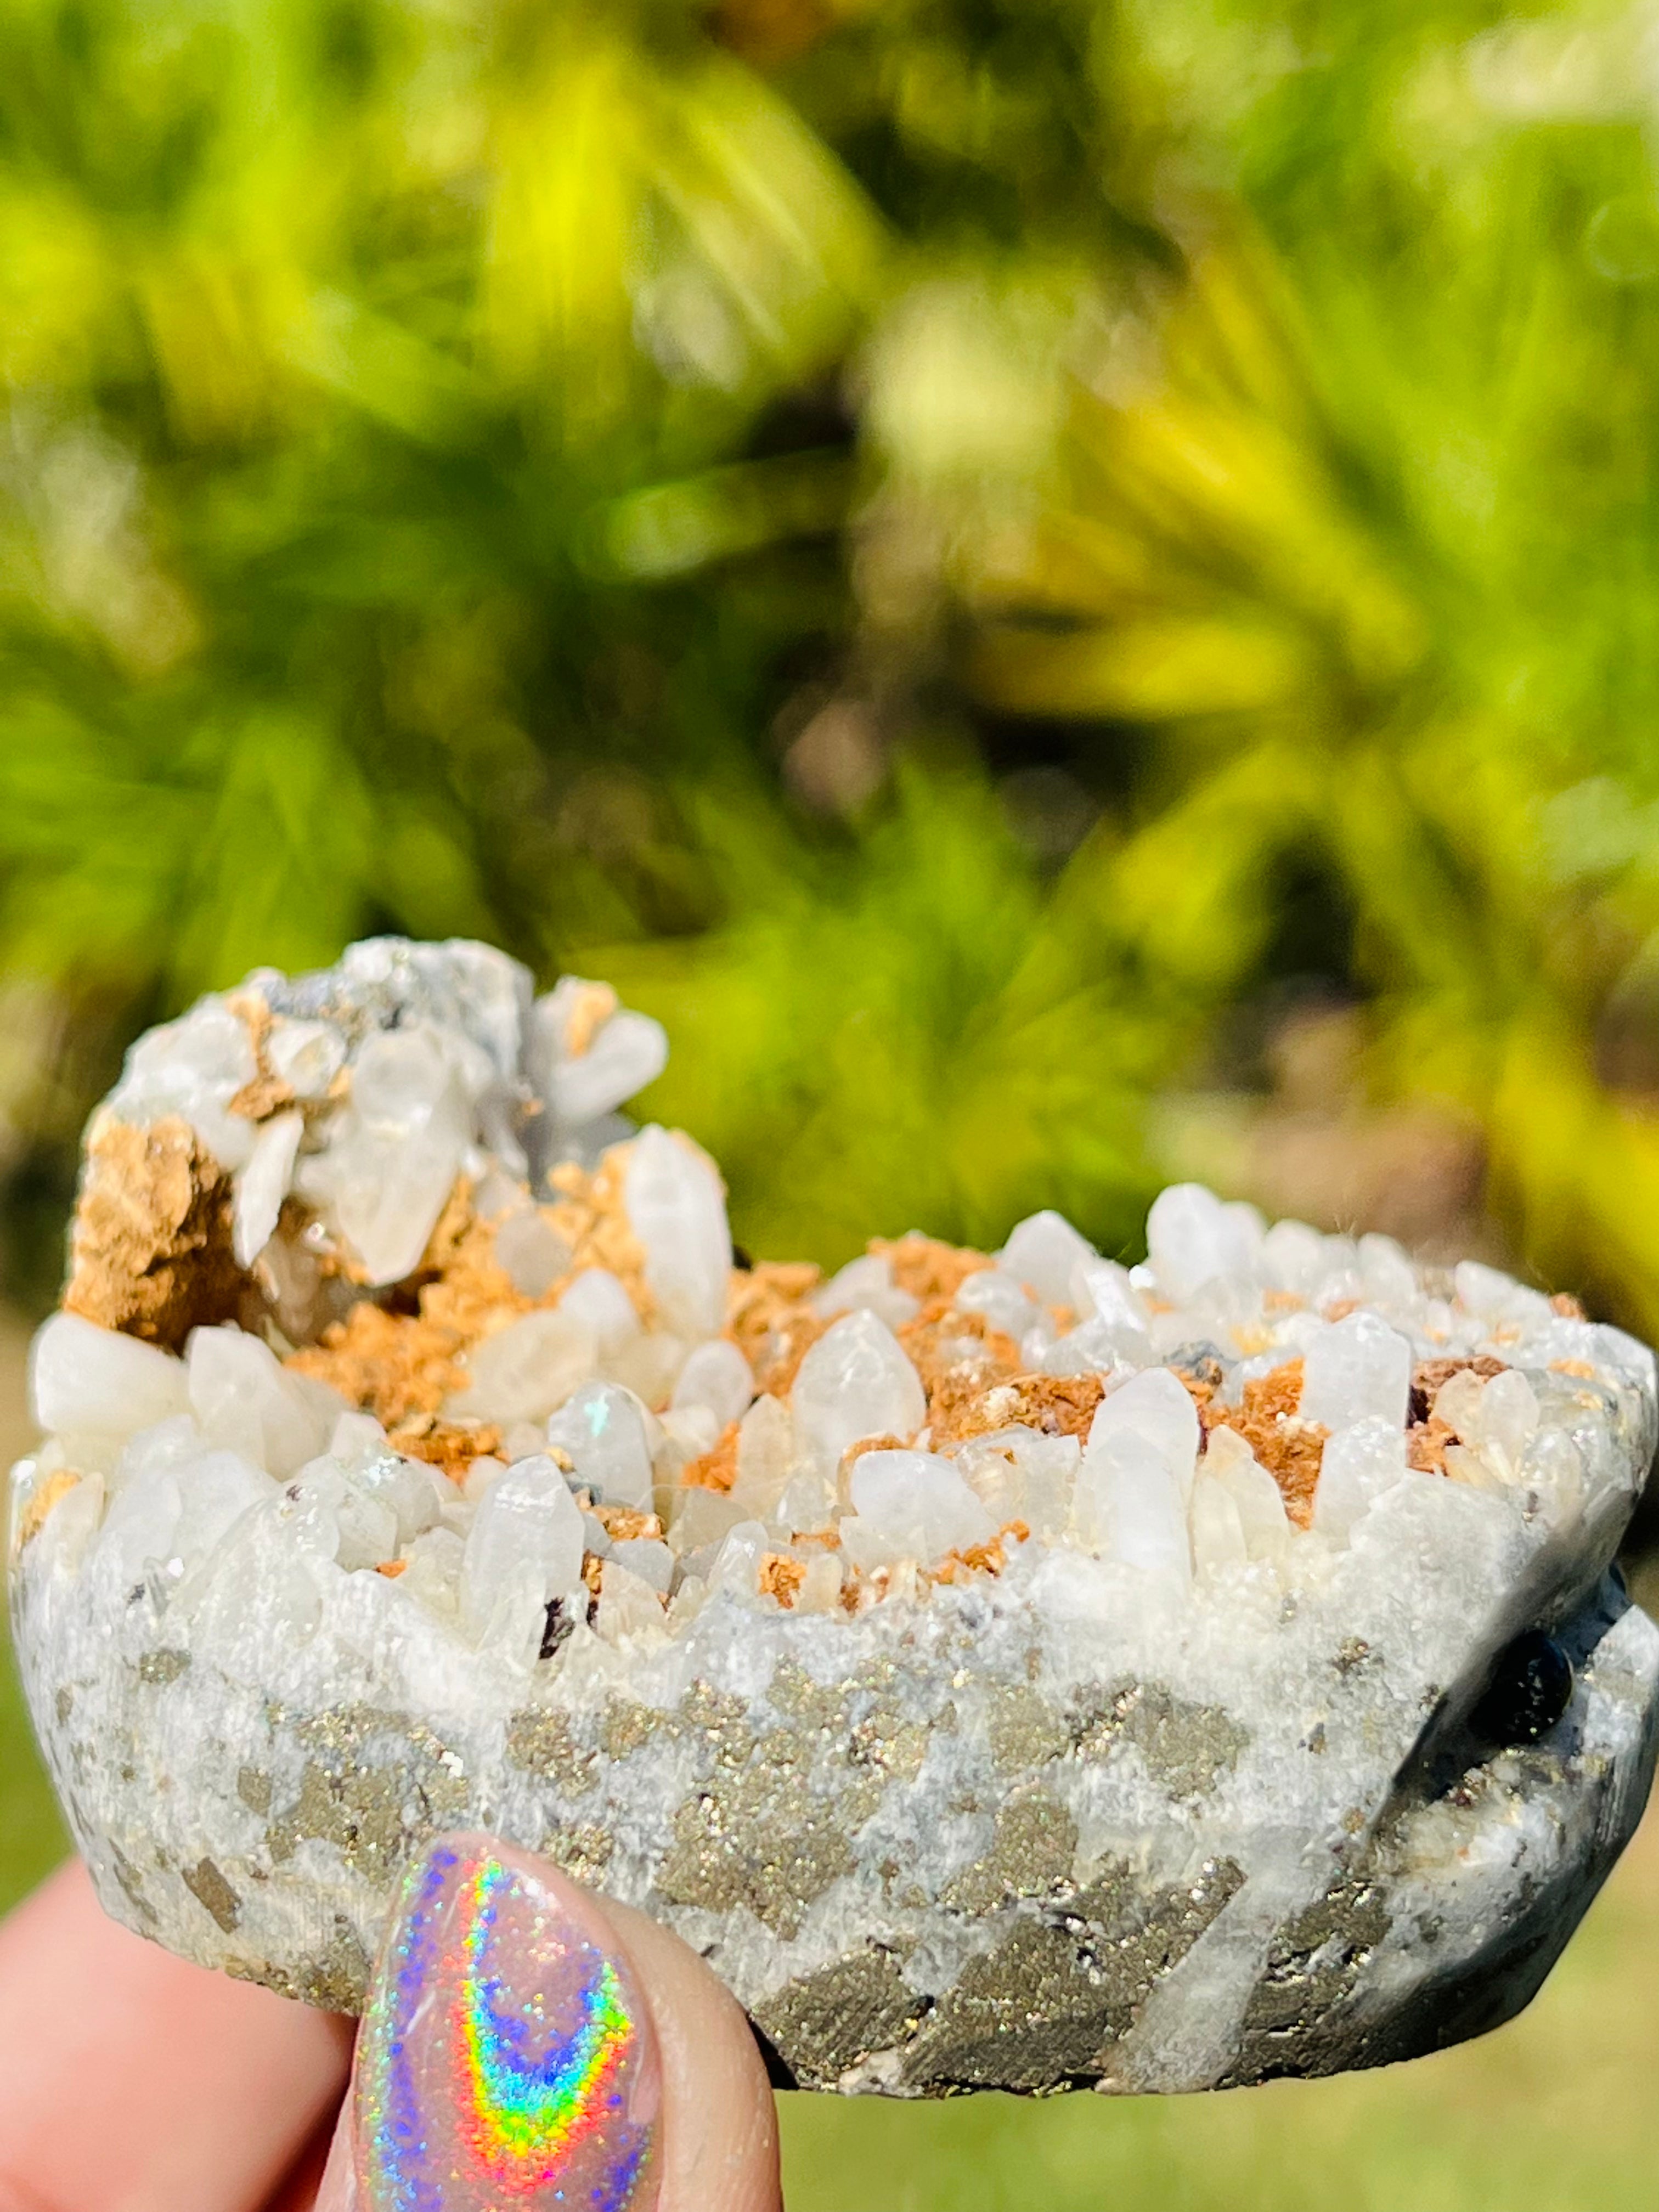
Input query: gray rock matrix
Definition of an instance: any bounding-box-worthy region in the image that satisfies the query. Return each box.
[10,938,1658,2094]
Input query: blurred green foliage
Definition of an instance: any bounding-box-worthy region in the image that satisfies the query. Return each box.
[12,19,1659,2197]
[8,0,1659,1327]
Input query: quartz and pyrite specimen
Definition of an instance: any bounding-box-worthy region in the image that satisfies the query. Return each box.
[10,938,1658,2094]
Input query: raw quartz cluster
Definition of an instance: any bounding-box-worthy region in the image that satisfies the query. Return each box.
[12,936,1659,2096]
[23,1130,1620,1651]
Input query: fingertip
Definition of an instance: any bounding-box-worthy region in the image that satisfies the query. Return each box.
[338,1835,780,2212]
[0,1859,352,2212]
[583,1887,783,2212]
[303,2106,357,2212]
[266,2112,347,2212]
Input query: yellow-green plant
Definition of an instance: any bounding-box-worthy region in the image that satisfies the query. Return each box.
[4,0,1659,1329]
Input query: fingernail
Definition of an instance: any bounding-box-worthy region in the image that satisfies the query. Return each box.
[352,1833,661,2212]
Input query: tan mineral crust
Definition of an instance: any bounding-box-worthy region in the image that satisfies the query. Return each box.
[9,938,1659,2094]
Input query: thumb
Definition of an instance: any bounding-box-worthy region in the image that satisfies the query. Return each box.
[313,1831,781,2212]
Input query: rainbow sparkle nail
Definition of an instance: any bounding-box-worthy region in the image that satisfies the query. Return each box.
[353,1836,660,2212]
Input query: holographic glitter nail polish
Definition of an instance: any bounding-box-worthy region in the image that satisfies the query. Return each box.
[353,1834,661,2212]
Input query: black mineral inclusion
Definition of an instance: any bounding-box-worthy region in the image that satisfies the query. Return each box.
[1470,1630,1575,1747]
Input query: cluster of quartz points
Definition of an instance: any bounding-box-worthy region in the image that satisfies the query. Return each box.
[17,939,1659,2115]
[26,1046,1602,1672]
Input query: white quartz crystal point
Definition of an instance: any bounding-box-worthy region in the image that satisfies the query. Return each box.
[332,1440,443,1546]
[671,1338,755,1430]
[794,1550,844,1611]
[449,1308,603,1425]
[622,1127,731,1339]
[727,1390,794,1513]
[108,999,259,1171]
[528,977,668,1128]
[1300,1311,1412,1432]
[287,1456,399,1571]
[1455,1258,1555,1331]
[92,1460,183,1587]
[1087,1367,1201,1502]
[167,1446,279,1560]
[1438,1366,1541,1474]
[597,1559,669,1645]
[992,1429,1079,1539]
[792,1310,926,1472]
[29,1313,189,1437]
[460,1455,586,1639]
[399,1523,464,1612]
[112,1410,206,1486]
[1040,1315,1126,1378]
[846,1449,995,1566]
[708,1517,770,1597]
[187,1325,338,1477]
[1481,1368,1540,1462]
[329,1407,397,1457]
[189,1499,325,1681]
[1071,1259,1150,1341]
[1313,1415,1408,1542]
[611,1534,673,1592]
[555,1268,641,1357]
[1077,1429,1192,1592]
[298,1023,470,1285]
[1432,1367,1486,1440]
[1359,1232,1418,1308]
[1145,1183,1261,1301]
[263,1017,346,1101]
[1260,1216,1327,1296]
[493,1207,572,1300]
[105,1445,274,1595]
[954,1268,1037,1337]
[654,1405,720,1485]
[545,1380,657,1508]
[811,1252,919,1328]
[232,1108,304,1268]
[1190,1472,1248,1574]
[1203,1425,1291,1558]
[999,1210,1097,1304]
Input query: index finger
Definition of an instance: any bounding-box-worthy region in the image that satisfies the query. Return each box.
[0,1860,352,2212]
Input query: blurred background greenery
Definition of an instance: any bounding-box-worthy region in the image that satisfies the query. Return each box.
[8,0,1659,2202]
[13,0,1659,1328]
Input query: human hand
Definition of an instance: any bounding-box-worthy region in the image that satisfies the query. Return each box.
[0,1835,782,2211]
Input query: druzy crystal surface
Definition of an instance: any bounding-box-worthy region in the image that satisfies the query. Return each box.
[10,938,1659,2094]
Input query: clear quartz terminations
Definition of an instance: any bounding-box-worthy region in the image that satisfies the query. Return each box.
[10,938,1659,2095]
